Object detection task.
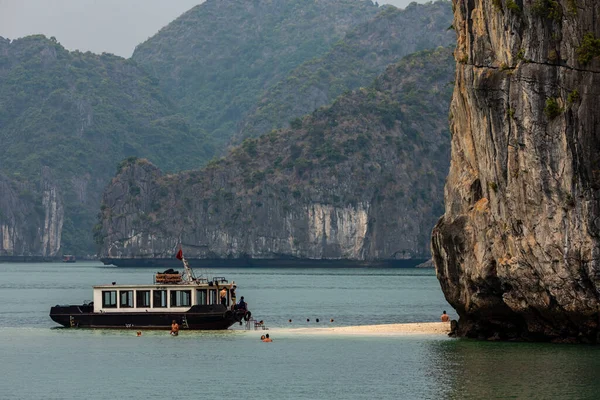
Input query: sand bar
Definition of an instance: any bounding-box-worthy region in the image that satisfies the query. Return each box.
[264,322,451,336]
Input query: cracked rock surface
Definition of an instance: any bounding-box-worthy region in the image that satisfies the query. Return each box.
[432,0,600,342]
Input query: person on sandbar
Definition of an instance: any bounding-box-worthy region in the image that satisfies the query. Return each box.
[171,320,180,336]
[440,311,450,322]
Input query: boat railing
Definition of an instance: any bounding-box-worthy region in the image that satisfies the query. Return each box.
[245,317,267,331]
[212,277,228,283]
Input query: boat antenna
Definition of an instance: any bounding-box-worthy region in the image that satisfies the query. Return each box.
[176,245,195,283]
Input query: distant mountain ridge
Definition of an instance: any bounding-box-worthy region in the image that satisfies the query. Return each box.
[132,0,380,147]
[235,1,454,143]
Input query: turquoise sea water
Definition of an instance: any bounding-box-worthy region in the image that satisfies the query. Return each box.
[1,262,599,399]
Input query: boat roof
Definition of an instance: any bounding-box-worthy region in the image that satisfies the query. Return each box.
[93,278,235,289]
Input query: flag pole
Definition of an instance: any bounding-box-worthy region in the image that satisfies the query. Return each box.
[177,245,195,283]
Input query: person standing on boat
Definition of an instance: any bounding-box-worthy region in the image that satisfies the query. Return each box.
[220,287,228,307]
[171,320,179,336]
[237,296,247,311]
[230,282,236,309]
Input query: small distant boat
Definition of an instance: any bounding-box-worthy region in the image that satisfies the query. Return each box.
[62,255,76,263]
[50,247,250,330]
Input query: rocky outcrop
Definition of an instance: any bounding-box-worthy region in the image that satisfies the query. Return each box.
[0,169,63,256]
[99,47,455,264]
[432,0,600,342]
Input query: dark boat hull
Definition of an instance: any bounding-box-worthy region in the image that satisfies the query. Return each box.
[49,304,247,330]
[100,257,429,268]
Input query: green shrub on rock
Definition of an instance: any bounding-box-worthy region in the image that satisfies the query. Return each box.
[506,0,522,14]
[532,0,562,22]
[577,33,600,64]
[544,97,563,119]
[567,90,580,104]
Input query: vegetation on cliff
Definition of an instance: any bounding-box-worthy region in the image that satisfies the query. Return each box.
[0,35,209,254]
[98,47,455,261]
[235,1,454,143]
[132,0,380,147]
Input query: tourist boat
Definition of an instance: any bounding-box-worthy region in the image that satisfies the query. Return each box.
[49,249,250,330]
[62,255,76,263]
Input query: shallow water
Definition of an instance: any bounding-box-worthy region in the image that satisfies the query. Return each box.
[1,262,599,399]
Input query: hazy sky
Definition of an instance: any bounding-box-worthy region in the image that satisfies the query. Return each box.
[0,0,429,58]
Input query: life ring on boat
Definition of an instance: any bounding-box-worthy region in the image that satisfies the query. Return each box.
[243,311,252,321]
[224,310,233,319]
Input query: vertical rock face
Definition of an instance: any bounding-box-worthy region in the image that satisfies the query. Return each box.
[432,0,600,342]
[0,169,63,257]
[40,167,64,256]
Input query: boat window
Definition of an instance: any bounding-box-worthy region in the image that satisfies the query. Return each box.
[102,290,117,308]
[153,290,167,308]
[119,290,133,308]
[196,289,207,305]
[170,290,191,307]
[136,290,151,308]
[208,289,218,305]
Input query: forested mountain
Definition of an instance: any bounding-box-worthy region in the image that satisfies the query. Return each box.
[235,1,454,143]
[98,47,455,263]
[0,35,209,254]
[132,0,380,147]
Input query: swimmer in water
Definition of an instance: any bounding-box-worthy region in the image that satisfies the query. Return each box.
[170,320,180,336]
[262,334,272,343]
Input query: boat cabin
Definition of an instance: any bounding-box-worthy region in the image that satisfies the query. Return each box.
[92,276,236,313]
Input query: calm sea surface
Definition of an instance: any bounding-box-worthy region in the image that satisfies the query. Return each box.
[1,262,599,399]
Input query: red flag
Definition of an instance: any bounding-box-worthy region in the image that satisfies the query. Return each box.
[176,248,183,260]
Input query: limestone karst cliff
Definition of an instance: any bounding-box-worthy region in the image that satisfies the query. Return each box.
[432,0,600,342]
[98,48,455,265]
[0,168,63,257]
